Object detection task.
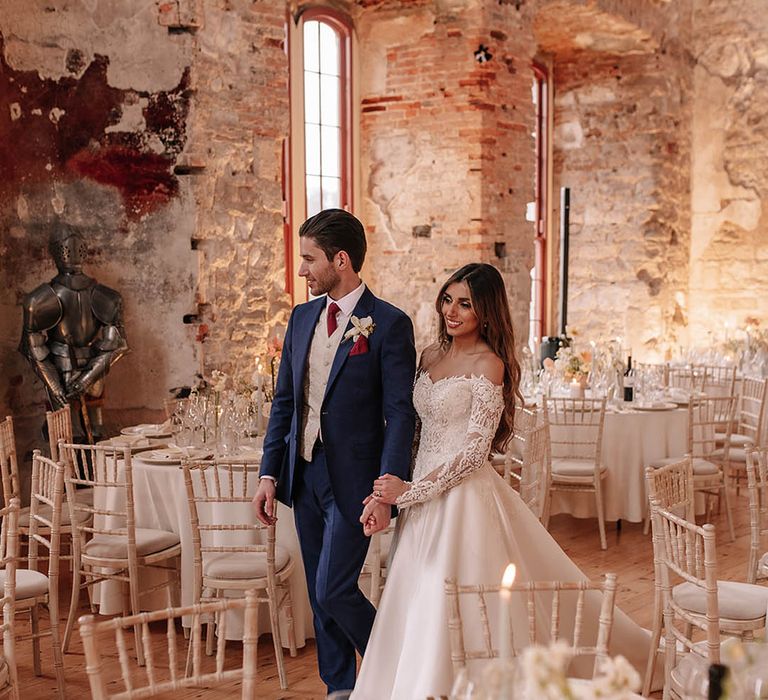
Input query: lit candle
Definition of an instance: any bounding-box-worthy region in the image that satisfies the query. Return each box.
[570,378,582,399]
[499,563,516,659]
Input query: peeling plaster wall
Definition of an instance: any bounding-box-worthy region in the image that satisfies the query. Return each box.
[688,0,768,339]
[0,2,198,470]
[356,0,537,349]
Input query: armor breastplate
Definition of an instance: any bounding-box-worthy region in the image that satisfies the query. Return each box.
[47,282,101,347]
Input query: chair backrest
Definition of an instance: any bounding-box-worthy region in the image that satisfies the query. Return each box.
[519,416,551,519]
[0,416,20,507]
[496,406,537,486]
[79,589,258,699]
[645,457,695,523]
[444,573,617,678]
[649,501,720,674]
[543,397,606,464]
[0,498,19,699]
[746,446,768,584]
[182,460,275,598]
[738,377,768,445]
[666,365,701,392]
[700,365,737,397]
[58,442,135,562]
[46,405,73,462]
[28,451,66,575]
[688,396,737,459]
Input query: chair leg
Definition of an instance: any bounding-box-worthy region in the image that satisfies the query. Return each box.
[643,588,663,696]
[721,478,735,542]
[267,592,288,690]
[595,482,608,550]
[48,603,67,699]
[129,578,145,666]
[283,586,297,658]
[63,563,83,653]
[30,605,42,676]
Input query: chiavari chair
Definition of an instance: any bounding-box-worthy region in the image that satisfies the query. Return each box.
[745,446,768,584]
[46,406,73,462]
[491,405,537,487]
[79,589,259,699]
[444,573,617,679]
[542,397,609,549]
[665,365,702,393]
[59,443,181,664]
[699,364,737,398]
[360,522,395,607]
[182,459,296,689]
[642,458,694,695]
[0,498,20,700]
[518,415,551,522]
[649,500,768,699]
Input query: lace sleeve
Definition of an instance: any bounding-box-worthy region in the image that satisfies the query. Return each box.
[396,378,504,508]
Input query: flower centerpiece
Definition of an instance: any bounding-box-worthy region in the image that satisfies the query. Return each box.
[520,640,641,699]
[554,346,592,385]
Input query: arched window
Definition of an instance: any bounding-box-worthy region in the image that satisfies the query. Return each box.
[287,8,354,301]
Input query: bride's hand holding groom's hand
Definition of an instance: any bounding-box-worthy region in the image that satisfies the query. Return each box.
[371,474,409,505]
[360,497,391,536]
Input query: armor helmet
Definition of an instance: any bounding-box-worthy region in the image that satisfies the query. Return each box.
[49,224,87,274]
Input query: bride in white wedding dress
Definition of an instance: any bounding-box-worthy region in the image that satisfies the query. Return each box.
[351,263,654,700]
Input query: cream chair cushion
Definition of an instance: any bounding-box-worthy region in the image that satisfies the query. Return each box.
[84,528,180,559]
[204,546,291,580]
[714,431,753,447]
[673,580,768,620]
[0,568,48,599]
[711,447,746,463]
[649,457,719,474]
[551,458,606,480]
[19,503,91,529]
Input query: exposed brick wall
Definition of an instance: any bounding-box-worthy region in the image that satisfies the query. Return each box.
[355,0,537,349]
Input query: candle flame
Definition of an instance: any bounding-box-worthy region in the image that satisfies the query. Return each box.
[501,563,516,589]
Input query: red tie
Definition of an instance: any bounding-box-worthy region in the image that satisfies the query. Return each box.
[327,302,340,336]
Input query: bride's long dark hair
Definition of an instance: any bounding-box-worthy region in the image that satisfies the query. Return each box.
[435,263,523,453]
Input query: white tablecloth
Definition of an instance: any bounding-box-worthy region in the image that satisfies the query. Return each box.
[549,407,688,523]
[93,455,314,646]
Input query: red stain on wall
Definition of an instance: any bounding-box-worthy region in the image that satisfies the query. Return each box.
[0,33,190,220]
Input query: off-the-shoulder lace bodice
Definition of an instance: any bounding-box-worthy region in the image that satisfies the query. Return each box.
[396,372,504,508]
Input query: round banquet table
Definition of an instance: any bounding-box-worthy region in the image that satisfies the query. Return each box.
[92,452,314,646]
[547,405,688,523]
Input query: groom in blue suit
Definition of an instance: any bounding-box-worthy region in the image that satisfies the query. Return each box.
[253,209,416,693]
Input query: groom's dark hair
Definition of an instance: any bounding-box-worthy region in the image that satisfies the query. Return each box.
[299,209,367,272]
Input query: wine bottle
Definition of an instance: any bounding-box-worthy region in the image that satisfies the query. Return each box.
[623,355,634,402]
[708,663,728,700]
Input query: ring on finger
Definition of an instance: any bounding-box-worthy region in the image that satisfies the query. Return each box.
[374,490,382,497]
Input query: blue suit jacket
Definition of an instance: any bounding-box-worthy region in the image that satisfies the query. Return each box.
[259,287,416,523]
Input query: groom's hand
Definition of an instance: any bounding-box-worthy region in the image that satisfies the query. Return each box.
[253,477,278,526]
[360,498,390,536]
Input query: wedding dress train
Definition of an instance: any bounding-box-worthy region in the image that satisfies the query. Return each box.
[351,372,655,700]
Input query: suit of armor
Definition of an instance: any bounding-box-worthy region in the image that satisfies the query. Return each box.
[19,226,128,414]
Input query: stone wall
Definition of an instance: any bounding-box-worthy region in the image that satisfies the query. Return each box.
[545,0,693,359]
[0,1,291,480]
[355,0,537,349]
[688,0,768,343]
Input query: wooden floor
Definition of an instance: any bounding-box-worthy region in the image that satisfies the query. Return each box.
[18,491,756,700]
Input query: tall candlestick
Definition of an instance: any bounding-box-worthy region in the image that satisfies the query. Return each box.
[499,564,516,660]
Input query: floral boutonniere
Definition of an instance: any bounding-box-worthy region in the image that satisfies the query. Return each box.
[344,315,375,356]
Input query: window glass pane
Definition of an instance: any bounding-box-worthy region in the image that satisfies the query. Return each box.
[321,176,340,210]
[303,21,319,72]
[305,123,321,176]
[319,22,340,76]
[306,175,322,217]
[321,125,340,178]
[320,74,340,127]
[304,71,320,125]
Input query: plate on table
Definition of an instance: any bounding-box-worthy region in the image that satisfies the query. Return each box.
[137,448,210,465]
[632,402,678,411]
[120,423,173,439]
